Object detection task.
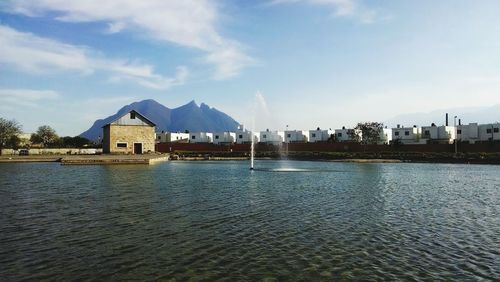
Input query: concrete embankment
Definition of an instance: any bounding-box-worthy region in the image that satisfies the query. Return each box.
[171,151,500,164]
[0,154,169,165]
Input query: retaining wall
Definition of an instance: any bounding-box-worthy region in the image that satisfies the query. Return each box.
[156,142,500,153]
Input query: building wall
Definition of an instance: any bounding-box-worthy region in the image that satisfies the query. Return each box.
[156,141,500,153]
[458,123,479,143]
[285,130,309,143]
[235,131,259,144]
[213,132,236,144]
[189,132,213,143]
[156,132,189,143]
[334,129,360,142]
[421,126,455,144]
[260,131,284,144]
[378,128,392,144]
[309,130,333,142]
[478,123,500,141]
[392,127,424,144]
[104,124,155,154]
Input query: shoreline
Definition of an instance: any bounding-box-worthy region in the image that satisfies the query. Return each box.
[0,154,168,165]
[172,151,500,165]
[2,152,500,165]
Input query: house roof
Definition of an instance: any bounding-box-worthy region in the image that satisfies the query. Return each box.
[102,110,156,127]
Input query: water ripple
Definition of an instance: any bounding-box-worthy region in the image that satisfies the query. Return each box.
[0,161,499,280]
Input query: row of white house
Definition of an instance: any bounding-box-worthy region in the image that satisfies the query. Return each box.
[156,127,364,145]
[381,122,500,144]
[156,122,500,145]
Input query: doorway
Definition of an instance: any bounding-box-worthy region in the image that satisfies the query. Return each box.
[133,143,143,154]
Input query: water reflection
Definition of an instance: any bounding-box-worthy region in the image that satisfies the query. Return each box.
[0,161,498,280]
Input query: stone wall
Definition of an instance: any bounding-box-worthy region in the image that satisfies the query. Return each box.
[107,125,155,154]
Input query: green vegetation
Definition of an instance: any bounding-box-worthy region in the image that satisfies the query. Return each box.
[0,118,22,155]
[0,119,95,152]
[350,122,384,144]
[31,125,59,147]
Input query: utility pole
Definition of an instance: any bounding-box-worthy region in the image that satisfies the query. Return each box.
[454,116,458,156]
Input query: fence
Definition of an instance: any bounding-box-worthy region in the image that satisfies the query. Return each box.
[156,142,500,153]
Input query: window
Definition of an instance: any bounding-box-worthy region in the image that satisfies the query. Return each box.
[263,134,267,138]
[405,131,410,136]
[215,135,219,139]
[424,130,430,136]
[191,135,196,139]
[287,134,291,138]
[117,143,127,148]
[130,112,136,119]
[487,129,492,134]
[312,133,316,138]
[239,134,243,139]
[337,133,342,137]
[157,136,161,140]
[457,129,462,134]
[494,128,499,133]
[395,131,399,136]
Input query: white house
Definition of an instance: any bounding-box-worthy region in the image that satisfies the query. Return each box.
[309,128,333,142]
[392,125,425,144]
[189,132,213,143]
[284,130,309,143]
[457,123,479,144]
[260,129,284,145]
[156,132,189,143]
[378,128,392,145]
[334,127,361,142]
[235,130,259,144]
[212,132,236,145]
[478,123,500,142]
[421,124,456,144]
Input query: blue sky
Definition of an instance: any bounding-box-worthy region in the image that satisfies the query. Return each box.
[1,0,500,136]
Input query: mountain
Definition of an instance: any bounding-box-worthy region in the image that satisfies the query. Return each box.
[385,104,500,127]
[80,99,240,140]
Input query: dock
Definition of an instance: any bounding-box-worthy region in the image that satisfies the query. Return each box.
[0,154,169,165]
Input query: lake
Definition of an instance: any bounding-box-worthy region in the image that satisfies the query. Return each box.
[1,160,499,280]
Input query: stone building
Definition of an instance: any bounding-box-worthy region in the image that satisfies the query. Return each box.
[102,110,155,154]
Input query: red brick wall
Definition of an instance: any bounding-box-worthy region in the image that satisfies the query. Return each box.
[156,142,500,153]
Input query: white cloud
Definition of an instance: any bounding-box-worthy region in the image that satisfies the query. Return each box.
[268,0,379,23]
[0,88,60,108]
[2,0,253,79]
[0,25,188,90]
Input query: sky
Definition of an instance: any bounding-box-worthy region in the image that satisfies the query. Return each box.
[1,0,500,136]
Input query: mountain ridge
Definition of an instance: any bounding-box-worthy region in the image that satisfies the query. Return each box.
[80,99,240,140]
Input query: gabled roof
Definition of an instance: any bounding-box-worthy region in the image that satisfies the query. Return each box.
[102,110,156,127]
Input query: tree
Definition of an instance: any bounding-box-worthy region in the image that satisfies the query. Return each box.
[350,122,384,145]
[31,125,59,147]
[0,118,22,155]
[60,136,92,148]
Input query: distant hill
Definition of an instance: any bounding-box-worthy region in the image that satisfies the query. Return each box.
[80,99,240,141]
[385,104,500,127]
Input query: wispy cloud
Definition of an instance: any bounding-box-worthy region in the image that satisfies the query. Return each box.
[2,0,254,79]
[0,88,60,108]
[268,0,380,23]
[0,25,188,90]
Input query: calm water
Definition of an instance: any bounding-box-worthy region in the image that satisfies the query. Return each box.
[1,160,499,281]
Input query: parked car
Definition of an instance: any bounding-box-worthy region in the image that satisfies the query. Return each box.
[19,149,29,156]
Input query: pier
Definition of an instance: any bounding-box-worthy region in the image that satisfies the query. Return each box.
[0,154,169,165]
